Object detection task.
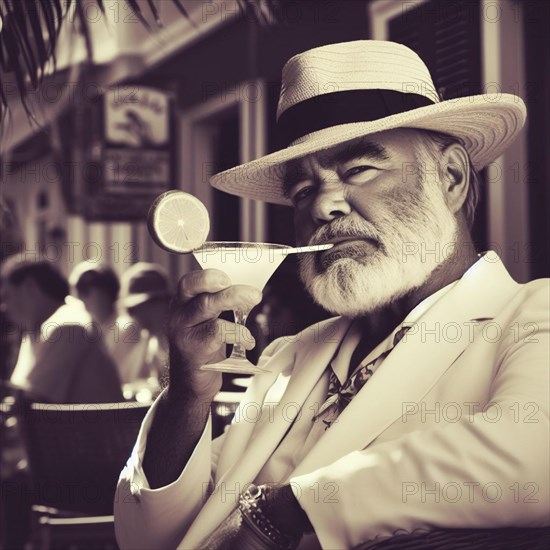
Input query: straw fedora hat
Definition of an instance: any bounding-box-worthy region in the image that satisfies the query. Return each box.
[211,40,526,205]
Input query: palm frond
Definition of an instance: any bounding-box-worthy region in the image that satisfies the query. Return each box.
[1,7,33,116]
[95,0,105,15]
[39,0,62,53]
[146,0,163,28]
[125,0,153,32]
[74,2,94,61]
[0,0,280,123]
[171,0,199,29]
[25,1,49,75]
[171,0,194,25]
[10,1,39,87]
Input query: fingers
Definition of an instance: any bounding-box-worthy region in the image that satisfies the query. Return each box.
[169,269,262,372]
[196,318,256,351]
[177,269,231,305]
[176,285,262,328]
[172,318,256,368]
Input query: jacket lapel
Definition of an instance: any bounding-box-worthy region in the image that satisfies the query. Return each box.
[290,253,519,478]
[214,365,282,482]
[179,316,351,548]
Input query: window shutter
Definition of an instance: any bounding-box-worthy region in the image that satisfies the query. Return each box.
[388,0,482,100]
[388,0,486,248]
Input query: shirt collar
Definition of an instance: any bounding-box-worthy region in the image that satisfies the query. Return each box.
[330,280,458,385]
[402,279,458,325]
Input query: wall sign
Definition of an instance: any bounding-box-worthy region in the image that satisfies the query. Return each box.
[80,86,175,221]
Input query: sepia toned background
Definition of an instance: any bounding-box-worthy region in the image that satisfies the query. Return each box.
[1,0,549,360]
[0,2,549,548]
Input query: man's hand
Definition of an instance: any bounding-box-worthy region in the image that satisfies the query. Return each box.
[167,268,263,399]
[142,268,262,489]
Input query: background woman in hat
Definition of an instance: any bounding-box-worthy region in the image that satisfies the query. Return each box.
[119,262,172,386]
[70,261,151,385]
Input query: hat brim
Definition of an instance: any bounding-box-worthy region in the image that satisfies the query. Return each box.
[120,290,171,310]
[211,94,526,205]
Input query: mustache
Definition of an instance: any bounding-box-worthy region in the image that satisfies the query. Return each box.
[308,217,380,246]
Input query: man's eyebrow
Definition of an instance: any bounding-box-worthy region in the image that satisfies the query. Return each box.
[324,138,389,167]
[281,139,389,198]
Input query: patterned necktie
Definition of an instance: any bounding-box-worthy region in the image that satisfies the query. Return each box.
[314,325,411,429]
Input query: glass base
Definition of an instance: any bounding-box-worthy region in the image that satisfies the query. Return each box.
[200,357,271,375]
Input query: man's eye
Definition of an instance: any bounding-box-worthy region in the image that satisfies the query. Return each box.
[290,185,314,204]
[343,165,376,179]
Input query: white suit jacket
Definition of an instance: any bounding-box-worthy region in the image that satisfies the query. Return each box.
[115,253,550,549]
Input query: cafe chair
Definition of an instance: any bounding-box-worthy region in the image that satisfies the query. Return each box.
[354,526,550,549]
[18,399,151,549]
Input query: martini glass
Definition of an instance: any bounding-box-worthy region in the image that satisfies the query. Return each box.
[193,242,333,374]
[192,242,291,374]
[146,192,331,374]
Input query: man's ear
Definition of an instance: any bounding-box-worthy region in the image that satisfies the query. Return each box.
[439,143,470,214]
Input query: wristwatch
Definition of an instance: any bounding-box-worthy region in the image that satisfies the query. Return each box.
[238,484,302,550]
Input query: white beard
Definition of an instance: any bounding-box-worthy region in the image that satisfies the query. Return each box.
[298,177,458,317]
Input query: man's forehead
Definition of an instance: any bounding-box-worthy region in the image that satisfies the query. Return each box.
[288,127,417,167]
[282,134,393,183]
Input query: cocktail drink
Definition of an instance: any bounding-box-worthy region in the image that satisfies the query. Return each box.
[146,191,332,375]
[192,242,291,374]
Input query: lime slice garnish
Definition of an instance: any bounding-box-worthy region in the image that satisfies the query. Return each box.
[147,191,210,253]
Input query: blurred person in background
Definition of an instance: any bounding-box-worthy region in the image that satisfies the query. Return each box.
[119,262,171,384]
[0,199,29,550]
[69,261,148,384]
[0,198,24,381]
[0,258,123,403]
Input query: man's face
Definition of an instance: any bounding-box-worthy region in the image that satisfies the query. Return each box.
[286,128,458,316]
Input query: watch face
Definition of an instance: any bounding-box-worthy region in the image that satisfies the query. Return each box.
[247,483,263,499]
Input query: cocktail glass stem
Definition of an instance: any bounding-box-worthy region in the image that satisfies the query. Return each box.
[201,303,266,374]
[200,303,268,373]
[231,309,249,361]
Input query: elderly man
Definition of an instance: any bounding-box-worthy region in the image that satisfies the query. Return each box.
[115,41,549,549]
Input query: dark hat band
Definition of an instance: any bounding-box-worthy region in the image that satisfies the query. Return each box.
[277,89,435,148]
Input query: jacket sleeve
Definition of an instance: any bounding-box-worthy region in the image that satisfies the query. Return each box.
[291,282,550,549]
[114,336,292,549]
[114,390,223,550]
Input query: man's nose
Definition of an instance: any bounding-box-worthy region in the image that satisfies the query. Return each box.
[310,180,351,225]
